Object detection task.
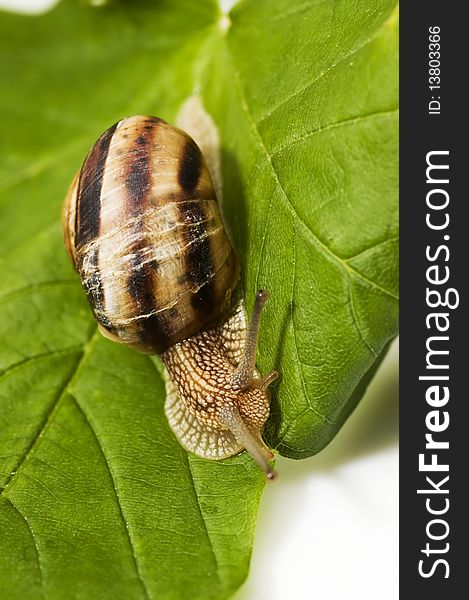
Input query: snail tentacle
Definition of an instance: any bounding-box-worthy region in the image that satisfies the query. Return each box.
[231,290,270,391]
[219,405,277,480]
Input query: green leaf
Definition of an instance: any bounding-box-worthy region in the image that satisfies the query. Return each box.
[209,0,399,457]
[0,0,398,598]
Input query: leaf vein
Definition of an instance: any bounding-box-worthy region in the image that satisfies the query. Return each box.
[348,278,378,358]
[1,495,44,598]
[70,395,152,600]
[254,193,273,292]
[290,227,331,423]
[275,406,328,449]
[272,108,398,156]
[185,455,221,586]
[343,235,399,261]
[0,280,77,304]
[0,329,98,495]
[231,61,398,303]
[0,346,83,382]
[0,137,87,195]
[257,6,395,124]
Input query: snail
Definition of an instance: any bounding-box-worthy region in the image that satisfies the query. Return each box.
[62,114,278,480]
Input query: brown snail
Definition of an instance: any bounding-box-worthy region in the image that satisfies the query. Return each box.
[62,114,278,479]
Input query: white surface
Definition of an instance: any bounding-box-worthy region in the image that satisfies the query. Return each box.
[234,339,399,600]
[0,0,58,14]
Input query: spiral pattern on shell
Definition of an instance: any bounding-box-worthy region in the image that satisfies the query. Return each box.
[62,115,240,353]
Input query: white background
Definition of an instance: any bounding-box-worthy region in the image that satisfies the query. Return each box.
[1,1,399,598]
[234,340,398,600]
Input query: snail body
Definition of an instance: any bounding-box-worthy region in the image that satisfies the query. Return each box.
[63,114,277,479]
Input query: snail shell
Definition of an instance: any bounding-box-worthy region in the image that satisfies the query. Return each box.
[63,115,239,354]
[63,115,277,479]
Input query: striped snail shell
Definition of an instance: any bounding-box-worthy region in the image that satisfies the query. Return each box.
[63,115,278,479]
